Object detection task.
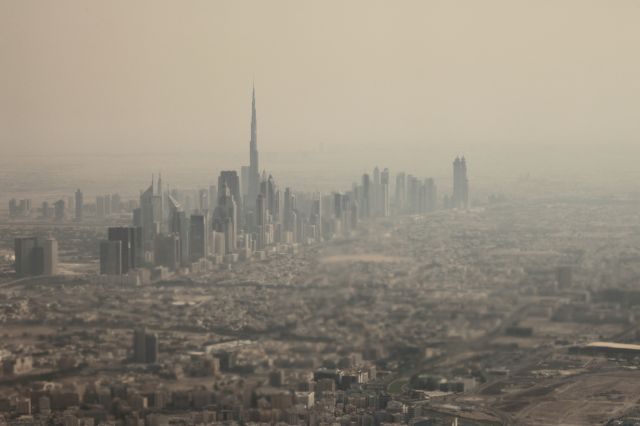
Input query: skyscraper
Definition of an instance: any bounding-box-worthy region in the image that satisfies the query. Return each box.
[372,167,381,217]
[41,238,58,275]
[154,234,180,271]
[361,174,371,218]
[100,240,122,275]
[133,329,146,363]
[247,85,260,208]
[213,183,238,254]
[54,199,65,221]
[14,237,38,276]
[14,237,58,276]
[208,185,218,211]
[139,176,163,250]
[380,168,390,217]
[452,157,469,209]
[133,329,157,364]
[96,196,105,218]
[283,187,295,234]
[218,171,241,212]
[240,166,250,200]
[107,227,138,272]
[74,189,83,221]
[168,195,189,266]
[189,214,207,262]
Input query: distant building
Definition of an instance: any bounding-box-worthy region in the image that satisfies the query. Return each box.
[41,238,58,275]
[133,329,158,363]
[96,195,106,218]
[168,195,189,266]
[247,85,260,209]
[189,214,207,262]
[9,199,32,218]
[241,166,250,200]
[14,237,58,276]
[145,333,158,363]
[380,168,390,217]
[75,189,83,221]
[107,227,138,272]
[361,174,371,218]
[100,240,122,275]
[452,156,469,209]
[218,171,241,217]
[54,199,65,220]
[213,183,238,254]
[14,237,37,276]
[154,234,180,271]
[139,176,163,250]
[208,185,217,211]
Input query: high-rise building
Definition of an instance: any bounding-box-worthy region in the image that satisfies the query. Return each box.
[372,167,381,217]
[189,214,207,262]
[406,175,419,214]
[145,332,158,363]
[96,196,106,218]
[74,189,83,221]
[267,175,278,223]
[11,199,28,217]
[218,171,241,214]
[14,237,38,276]
[14,237,58,276]
[100,240,122,275]
[133,328,145,363]
[41,238,58,275]
[333,193,343,220]
[133,329,158,364]
[240,166,250,200]
[197,188,208,213]
[452,156,469,209]
[168,196,189,266]
[255,193,267,249]
[107,227,138,272]
[212,183,237,254]
[9,199,32,217]
[310,197,322,242]
[380,168,390,217]
[361,174,371,218]
[139,176,163,250]
[208,185,218,211]
[54,200,65,220]
[247,85,260,208]
[154,234,180,270]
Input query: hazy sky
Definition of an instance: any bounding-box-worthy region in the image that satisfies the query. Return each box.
[2,0,640,167]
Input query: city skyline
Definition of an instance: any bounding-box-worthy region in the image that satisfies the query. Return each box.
[2,3,640,425]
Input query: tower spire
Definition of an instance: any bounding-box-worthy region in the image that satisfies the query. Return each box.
[248,83,259,207]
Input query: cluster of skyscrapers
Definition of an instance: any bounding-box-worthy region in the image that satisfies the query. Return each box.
[8,189,131,222]
[92,87,472,276]
[6,86,470,277]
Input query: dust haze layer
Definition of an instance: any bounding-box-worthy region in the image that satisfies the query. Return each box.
[1,0,640,186]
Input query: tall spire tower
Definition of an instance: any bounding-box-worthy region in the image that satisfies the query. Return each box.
[248,83,260,208]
